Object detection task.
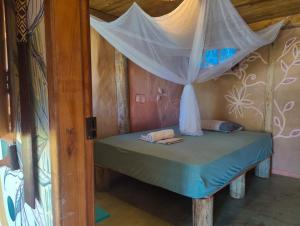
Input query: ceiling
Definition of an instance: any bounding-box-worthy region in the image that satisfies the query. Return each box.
[90,0,300,24]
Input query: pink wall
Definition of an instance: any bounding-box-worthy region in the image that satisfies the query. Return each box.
[128,61,183,132]
[196,28,300,179]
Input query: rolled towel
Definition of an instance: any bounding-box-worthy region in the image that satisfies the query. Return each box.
[140,129,175,143]
[202,120,243,133]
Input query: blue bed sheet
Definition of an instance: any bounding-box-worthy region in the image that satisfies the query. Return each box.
[94,127,272,198]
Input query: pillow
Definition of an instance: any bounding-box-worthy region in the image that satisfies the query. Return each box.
[202,120,243,133]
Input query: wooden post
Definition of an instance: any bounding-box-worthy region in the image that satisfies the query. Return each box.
[230,174,245,199]
[94,166,112,191]
[115,50,130,134]
[264,44,276,133]
[45,0,94,225]
[255,157,271,178]
[193,197,213,226]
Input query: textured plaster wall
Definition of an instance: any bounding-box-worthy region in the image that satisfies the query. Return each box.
[196,27,300,179]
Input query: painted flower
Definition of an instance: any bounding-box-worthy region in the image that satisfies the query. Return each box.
[225,86,254,118]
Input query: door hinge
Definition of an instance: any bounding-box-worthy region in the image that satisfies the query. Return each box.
[86,117,97,140]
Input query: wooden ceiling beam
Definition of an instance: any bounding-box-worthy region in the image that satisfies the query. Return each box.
[90,8,117,21]
[90,0,300,25]
[236,0,300,24]
[249,13,300,31]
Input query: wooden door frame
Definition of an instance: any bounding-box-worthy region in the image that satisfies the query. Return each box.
[45,0,94,225]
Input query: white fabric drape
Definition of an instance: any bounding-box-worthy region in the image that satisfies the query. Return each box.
[90,0,283,136]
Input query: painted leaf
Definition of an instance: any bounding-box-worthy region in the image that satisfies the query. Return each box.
[289,129,300,137]
[225,94,236,104]
[27,0,45,32]
[248,73,257,80]
[274,116,281,127]
[242,99,254,105]
[284,37,296,52]
[282,77,297,85]
[14,185,23,215]
[238,87,246,99]
[240,62,248,71]
[247,55,258,62]
[7,196,16,221]
[286,37,296,46]
[293,46,299,58]
[232,86,240,99]
[283,101,295,112]
[281,60,288,73]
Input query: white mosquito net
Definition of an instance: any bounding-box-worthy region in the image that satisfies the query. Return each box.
[90,0,284,136]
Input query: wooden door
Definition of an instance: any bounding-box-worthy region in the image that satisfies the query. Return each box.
[45,0,94,225]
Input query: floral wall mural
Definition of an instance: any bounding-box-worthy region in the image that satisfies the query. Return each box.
[223,52,268,120]
[273,36,300,139]
[196,27,300,179]
[0,0,52,225]
[272,28,300,178]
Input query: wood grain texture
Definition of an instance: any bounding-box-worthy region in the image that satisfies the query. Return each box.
[90,8,116,22]
[82,3,95,226]
[230,174,246,199]
[45,0,94,224]
[249,13,300,31]
[115,50,130,134]
[94,165,112,191]
[91,28,122,193]
[264,45,276,133]
[90,0,300,24]
[128,61,182,132]
[0,0,9,138]
[193,197,213,226]
[91,28,119,138]
[235,0,300,24]
[4,0,18,138]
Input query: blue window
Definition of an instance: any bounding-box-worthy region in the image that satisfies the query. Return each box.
[200,48,237,69]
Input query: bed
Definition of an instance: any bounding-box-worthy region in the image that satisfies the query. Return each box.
[94,126,272,226]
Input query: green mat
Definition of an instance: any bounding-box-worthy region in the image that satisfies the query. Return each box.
[95,206,111,223]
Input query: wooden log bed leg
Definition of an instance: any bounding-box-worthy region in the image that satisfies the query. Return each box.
[255,157,271,179]
[193,197,213,226]
[230,174,245,199]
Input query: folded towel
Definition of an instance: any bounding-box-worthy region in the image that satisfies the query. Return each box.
[140,129,175,143]
[202,120,243,133]
[156,137,183,145]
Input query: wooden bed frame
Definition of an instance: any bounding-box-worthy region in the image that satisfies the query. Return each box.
[193,157,271,226]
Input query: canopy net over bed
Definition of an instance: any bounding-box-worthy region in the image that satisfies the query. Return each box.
[90,0,284,136]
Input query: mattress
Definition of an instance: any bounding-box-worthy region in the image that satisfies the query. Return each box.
[94,127,272,199]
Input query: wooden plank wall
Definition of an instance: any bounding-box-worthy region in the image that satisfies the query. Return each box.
[91,28,130,190]
[90,28,119,139]
[128,61,182,132]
